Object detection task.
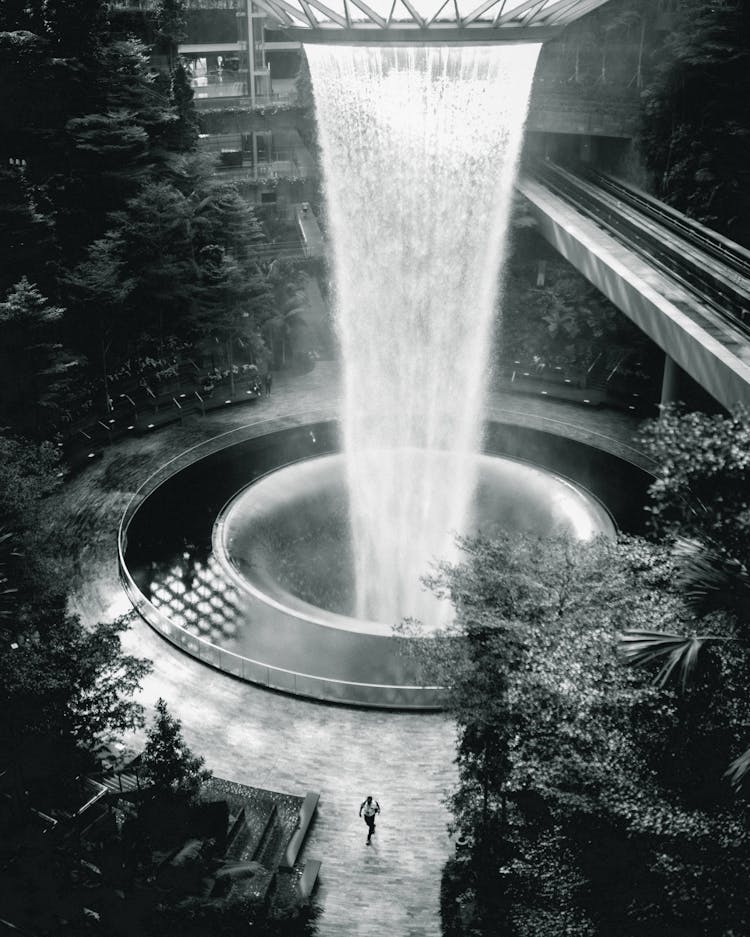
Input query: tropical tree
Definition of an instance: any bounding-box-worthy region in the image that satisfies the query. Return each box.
[262,258,309,368]
[293,50,319,169]
[500,249,651,377]
[412,530,750,935]
[0,278,79,435]
[193,244,264,394]
[618,405,750,788]
[0,167,57,296]
[191,179,267,260]
[39,0,110,58]
[0,433,151,797]
[93,37,180,168]
[636,404,750,555]
[109,181,197,349]
[64,232,135,413]
[0,601,151,802]
[0,436,63,549]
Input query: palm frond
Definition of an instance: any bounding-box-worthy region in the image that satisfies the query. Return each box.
[673,537,750,620]
[725,744,750,790]
[617,629,716,691]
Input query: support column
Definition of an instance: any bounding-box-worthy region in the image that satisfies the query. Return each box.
[579,135,592,164]
[660,353,680,411]
[246,0,256,107]
[536,258,547,287]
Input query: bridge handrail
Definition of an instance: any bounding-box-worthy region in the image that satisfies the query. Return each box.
[587,168,750,269]
[524,160,750,339]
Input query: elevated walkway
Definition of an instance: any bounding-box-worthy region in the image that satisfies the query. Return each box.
[295,202,324,258]
[517,167,750,411]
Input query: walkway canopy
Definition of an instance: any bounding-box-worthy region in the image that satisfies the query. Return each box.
[250,0,612,43]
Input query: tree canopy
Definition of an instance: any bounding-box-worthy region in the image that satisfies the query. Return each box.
[0,436,151,800]
[638,0,750,246]
[140,698,211,802]
[416,532,750,936]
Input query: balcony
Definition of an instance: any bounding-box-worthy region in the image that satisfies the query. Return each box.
[198,131,314,182]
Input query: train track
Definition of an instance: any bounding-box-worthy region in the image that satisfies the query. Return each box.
[527,161,750,338]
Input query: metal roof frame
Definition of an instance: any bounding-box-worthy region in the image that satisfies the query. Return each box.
[249,0,611,43]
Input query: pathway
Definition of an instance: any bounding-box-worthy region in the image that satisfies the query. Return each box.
[65,360,644,937]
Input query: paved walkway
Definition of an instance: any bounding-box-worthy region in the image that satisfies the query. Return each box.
[65,361,645,937]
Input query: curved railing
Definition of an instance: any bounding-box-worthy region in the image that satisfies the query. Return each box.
[484,400,658,472]
[118,565,445,708]
[118,408,340,550]
[117,408,446,709]
[118,404,655,709]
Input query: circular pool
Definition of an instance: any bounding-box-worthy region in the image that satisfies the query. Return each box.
[119,416,650,709]
[214,450,615,627]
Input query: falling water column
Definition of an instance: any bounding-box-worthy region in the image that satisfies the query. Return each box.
[306,44,541,626]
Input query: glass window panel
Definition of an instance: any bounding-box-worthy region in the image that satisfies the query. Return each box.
[526,0,575,22]
[454,0,485,18]
[375,0,451,21]
[263,0,599,27]
[346,0,390,23]
[308,0,347,21]
[346,0,391,22]
[499,0,551,18]
[398,0,451,19]
[282,2,316,25]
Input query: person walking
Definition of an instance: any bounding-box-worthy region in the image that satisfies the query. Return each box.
[264,371,273,397]
[359,795,380,845]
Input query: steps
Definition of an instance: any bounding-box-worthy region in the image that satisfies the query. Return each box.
[280,792,319,871]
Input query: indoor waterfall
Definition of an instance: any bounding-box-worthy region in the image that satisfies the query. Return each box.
[306,43,541,626]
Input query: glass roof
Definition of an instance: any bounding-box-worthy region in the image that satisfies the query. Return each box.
[250,0,612,38]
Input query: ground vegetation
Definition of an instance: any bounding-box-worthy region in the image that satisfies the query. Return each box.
[499,220,661,404]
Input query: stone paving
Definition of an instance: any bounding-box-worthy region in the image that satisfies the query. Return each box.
[65,360,646,937]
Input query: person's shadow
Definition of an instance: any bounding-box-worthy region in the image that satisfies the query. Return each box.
[363,836,382,865]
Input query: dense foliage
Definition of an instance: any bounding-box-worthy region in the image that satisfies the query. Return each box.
[501,247,654,375]
[413,531,750,936]
[637,405,750,555]
[622,406,750,785]
[638,0,750,246]
[0,438,151,802]
[0,5,314,933]
[498,221,661,401]
[0,0,306,440]
[423,405,750,936]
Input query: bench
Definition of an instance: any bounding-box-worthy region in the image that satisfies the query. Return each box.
[279,792,319,871]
